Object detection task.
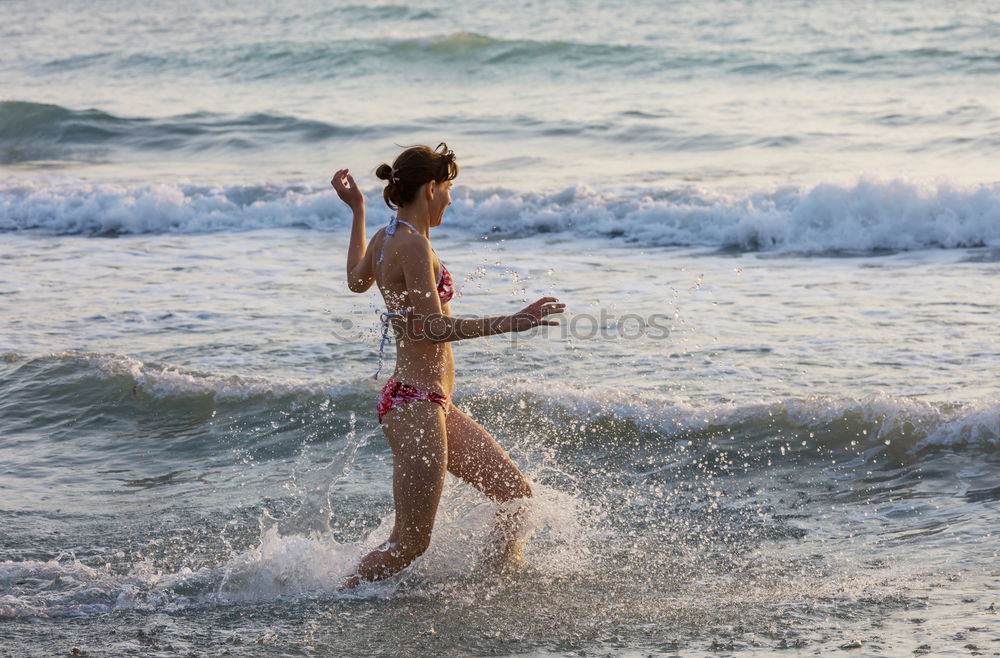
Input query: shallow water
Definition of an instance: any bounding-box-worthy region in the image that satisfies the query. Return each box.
[2,0,1000,655]
[2,232,999,655]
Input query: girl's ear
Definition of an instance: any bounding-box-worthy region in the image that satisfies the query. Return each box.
[425,180,437,200]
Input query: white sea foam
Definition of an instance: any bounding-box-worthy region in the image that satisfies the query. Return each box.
[0,477,597,619]
[0,556,111,619]
[14,351,1000,453]
[205,479,594,602]
[212,529,363,601]
[61,351,347,401]
[918,400,1000,451]
[483,380,1000,454]
[0,178,343,235]
[3,177,999,253]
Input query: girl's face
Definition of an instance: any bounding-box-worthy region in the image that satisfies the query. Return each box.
[429,179,453,227]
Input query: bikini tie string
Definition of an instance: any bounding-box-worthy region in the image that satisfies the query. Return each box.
[373,215,420,379]
[373,308,410,380]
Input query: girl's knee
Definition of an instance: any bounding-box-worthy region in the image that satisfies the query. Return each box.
[495,477,532,503]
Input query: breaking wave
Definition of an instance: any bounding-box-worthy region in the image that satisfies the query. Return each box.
[3,176,999,253]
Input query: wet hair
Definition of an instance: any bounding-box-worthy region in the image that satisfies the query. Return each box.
[374,142,459,210]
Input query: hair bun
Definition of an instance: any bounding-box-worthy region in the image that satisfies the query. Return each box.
[375,163,393,181]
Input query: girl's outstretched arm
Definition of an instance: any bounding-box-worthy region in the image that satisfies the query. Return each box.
[398,233,566,342]
[331,168,375,293]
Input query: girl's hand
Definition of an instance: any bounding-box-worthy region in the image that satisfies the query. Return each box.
[331,168,365,212]
[508,297,566,332]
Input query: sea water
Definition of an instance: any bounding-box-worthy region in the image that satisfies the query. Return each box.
[1,1,999,655]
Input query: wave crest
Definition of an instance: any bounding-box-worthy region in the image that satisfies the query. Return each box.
[481,382,999,456]
[0,101,359,164]
[4,352,996,456]
[3,176,999,252]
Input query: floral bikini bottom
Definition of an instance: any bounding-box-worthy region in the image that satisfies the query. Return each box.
[376,377,452,424]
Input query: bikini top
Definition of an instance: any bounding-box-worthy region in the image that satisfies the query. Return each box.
[376,217,454,304]
[372,217,454,379]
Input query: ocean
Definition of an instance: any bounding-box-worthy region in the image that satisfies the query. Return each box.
[1,0,999,655]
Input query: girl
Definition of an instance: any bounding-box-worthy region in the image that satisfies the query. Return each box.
[331,143,565,589]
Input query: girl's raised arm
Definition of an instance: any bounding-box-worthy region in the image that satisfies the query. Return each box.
[331,168,375,293]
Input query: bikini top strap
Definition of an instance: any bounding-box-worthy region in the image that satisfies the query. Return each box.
[374,217,444,285]
[376,217,423,264]
[393,218,419,233]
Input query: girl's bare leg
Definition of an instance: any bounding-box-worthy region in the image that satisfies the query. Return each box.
[340,400,447,589]
[443,403,533,568]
